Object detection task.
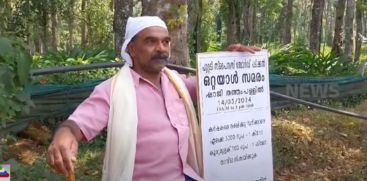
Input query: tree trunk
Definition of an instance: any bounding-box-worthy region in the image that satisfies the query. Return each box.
[235,1,242,43]
[275,0,287,44]
[243,0,251,44]
[363,12,366,35]
[331,0,346,56]
[50,0,58,51]
[34,35,41,53]
[344,0,355,60]
[114,0,133,57]
[81,0,88,48]
[40,1,49,53]
[283,0,293,44]
[355,1,362,62]
[324,0,334,46]
[66,0,75,51]
[188,0,202,53]
[215,15,222,42]
[300,1,312,45]
[259,4,266,44]
[141,0,190,66]
[250,0,257,45]
[226,0,237,45]
[309,0,325,54]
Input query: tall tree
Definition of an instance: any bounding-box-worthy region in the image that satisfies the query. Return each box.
[65,0,75,51]
[354,0,363,62]
[250,0,257,45]
[276,0,287,44]
[363,12,367,35]
[309,0,325,53]
[344,0,356,60]
[243,0,252,44]
[215,14,222,43]
[283,0,293,44]
[141,0,190,66]
[292,0,312,45]
[188,0,203,53]
[39,0,49,53]
[331,0,346,56]
[113,0,133,56]
[50,0,58,51]
[323,0,334,46]
[81,0,88,48]
[226,0,237,45]
[235,1,243,43]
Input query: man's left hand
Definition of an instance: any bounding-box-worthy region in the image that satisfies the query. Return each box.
[225,43,261,53]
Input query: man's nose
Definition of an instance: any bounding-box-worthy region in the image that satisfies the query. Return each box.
[156,42,168,52]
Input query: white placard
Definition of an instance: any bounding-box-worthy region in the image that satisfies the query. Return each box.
[197,51,273,181]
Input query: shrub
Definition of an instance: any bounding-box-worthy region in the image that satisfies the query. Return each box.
[0,37,33,126]
[269,44,359,76]
[32,48,118,84]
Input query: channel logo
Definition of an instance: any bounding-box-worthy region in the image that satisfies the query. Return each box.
[0,165,10,181]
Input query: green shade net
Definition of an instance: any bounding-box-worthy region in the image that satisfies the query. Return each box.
[23,74,367,119]
[3,74,365,135]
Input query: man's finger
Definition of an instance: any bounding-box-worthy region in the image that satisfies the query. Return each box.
[252,47,262,51]
[60,145,74,175]
[70,140,78,172]
[225,44,261,53]
[70,140,78,157]
[238,46,256,53]
[224,44,241,51]
[47,146,55,166]
[245,46,262,52]
[53,148,69,176]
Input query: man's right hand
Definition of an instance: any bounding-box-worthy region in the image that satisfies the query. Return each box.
[47,121,82,176]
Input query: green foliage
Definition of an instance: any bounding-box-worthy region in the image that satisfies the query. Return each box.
[261,42,284,54]
[32,48,118,84]
[0,0,12,33]
[0,37,33,126]
[257,0,284,43]
[360,44,367,62]
[357,0,367,12]
[0,138,62,181]
[269,44,360,76]
[33,48,116,68]
[11,159,64,181]
[4,1,31,39]
[167,5,187,29]
[189,0,222,66]
[84,0,114,48]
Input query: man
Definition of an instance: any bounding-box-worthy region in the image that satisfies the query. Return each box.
[47,16,260,181]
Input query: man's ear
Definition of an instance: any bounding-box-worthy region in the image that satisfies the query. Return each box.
[127,43,136,58]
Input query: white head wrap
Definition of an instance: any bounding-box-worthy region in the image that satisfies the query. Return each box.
[120,16,168,67]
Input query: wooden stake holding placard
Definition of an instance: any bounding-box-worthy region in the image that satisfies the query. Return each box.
[197,51,273,181]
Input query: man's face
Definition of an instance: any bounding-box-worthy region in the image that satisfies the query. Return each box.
[128,26,171,75]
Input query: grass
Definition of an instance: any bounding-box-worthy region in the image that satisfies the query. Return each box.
[273,103,367,180]
[74,133,106,181]
[1,100,367,180]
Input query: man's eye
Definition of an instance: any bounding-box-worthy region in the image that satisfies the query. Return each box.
[145,39,156,44]
[163,40,170,45]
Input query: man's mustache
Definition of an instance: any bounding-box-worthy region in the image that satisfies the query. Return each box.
[151,53,169,61]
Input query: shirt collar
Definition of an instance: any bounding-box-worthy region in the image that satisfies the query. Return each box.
[129,68,141,87]
[129,68,168,89]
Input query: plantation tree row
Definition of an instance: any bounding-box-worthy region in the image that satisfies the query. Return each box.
[1,0,367,66]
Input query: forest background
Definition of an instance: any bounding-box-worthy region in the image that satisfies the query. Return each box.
[2,0,367,65]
